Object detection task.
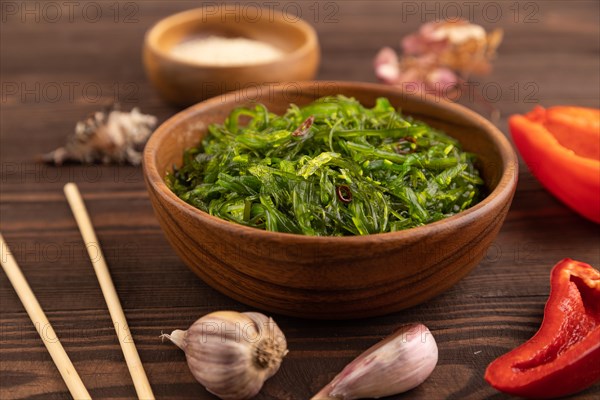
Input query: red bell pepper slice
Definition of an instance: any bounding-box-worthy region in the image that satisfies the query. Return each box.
[544,107,600,161]
[485,259,600,398]
[509,106,600,223]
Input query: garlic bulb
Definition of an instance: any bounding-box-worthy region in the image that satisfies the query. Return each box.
[163,311,288,400]
[312,323,438,399]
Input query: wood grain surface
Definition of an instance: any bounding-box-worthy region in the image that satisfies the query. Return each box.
[1,1,599,399]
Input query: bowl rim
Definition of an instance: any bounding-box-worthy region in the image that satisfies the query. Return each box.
[143,81,518,244]
[144,6,319,70]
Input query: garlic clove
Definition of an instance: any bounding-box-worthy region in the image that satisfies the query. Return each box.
[312,323,438,400]
[163,310,288,400]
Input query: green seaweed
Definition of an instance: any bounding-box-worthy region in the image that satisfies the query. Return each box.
[167,96,485,236]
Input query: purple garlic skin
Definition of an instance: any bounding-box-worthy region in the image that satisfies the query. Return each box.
[313,323,438,399]
[164,311,288,400]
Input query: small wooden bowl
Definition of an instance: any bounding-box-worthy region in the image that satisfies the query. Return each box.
[143,82,518,319]
[143,7,320,106]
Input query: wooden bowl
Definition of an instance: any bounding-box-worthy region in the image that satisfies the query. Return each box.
[143,81,518,319]
[143,6,320,106]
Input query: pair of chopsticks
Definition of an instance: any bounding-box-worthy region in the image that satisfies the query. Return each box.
[0,183,154,399]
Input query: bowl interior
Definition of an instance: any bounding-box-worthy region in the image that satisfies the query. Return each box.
[151,83,508,198]
[148,8,311,61]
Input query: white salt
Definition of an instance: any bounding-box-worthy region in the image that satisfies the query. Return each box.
[170,36,284,66]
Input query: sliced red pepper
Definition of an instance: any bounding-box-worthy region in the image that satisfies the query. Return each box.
[509,106,600,223]
[485,259,600,398]
[544,107,600,161]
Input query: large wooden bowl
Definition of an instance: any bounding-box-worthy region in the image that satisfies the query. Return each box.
[143,82,518,319]
[143,6,320,106]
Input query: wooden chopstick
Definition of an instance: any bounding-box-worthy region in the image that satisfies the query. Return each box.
[63,183,154,400]
[0,233,91,399]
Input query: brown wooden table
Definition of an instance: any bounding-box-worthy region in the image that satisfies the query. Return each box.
[1,1,599,399]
